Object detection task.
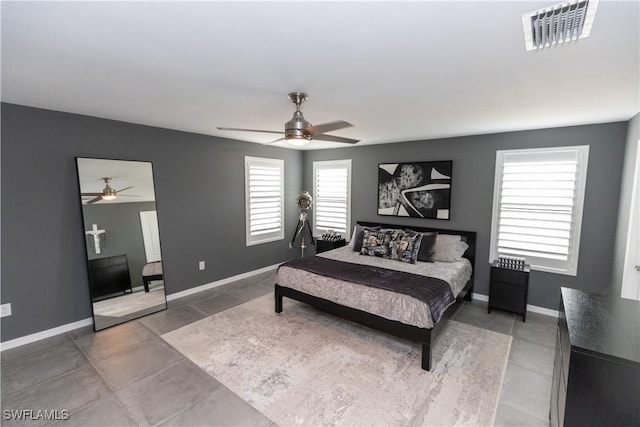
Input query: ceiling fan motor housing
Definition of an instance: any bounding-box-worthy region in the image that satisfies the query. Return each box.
[285,92,311,140]
[285,111,312,140]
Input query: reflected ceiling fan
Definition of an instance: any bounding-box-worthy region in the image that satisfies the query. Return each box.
[217,92,359,146]
[81,177,134,204]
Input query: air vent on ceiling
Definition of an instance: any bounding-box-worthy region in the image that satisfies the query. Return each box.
[522,0,599,51]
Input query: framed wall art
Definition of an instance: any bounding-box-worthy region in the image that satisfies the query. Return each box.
[378,161,452,219]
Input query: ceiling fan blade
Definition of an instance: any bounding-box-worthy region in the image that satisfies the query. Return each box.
[82,192,103,196]
[87,196,102,204]
[115,186,133,194]
[217,127,284,135]
[306,121,353,136]
[268,137,286,144]
[312,134,360,144]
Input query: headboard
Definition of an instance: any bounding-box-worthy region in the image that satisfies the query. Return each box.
[356,221,477,271]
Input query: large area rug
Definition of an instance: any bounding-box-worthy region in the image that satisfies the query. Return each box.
[162,294,511,426]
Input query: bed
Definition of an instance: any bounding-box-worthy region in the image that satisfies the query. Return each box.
[142,261,163,292]
[275,221,476,371]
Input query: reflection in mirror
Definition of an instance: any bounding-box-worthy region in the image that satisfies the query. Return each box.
[76,158,167,331]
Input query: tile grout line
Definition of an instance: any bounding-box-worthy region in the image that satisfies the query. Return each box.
[130,286,275,425]
[67,330,144,426]
[67,324,183,426]
[1,336,95,400]
[186,302,211,317]
[0,335,75,369]
[151,289,278,425]
[1,362,89,401]
[151,385,216,426]
[116,358,189,426]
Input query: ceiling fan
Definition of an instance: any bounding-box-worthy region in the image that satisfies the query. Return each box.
[81,177,134,204]
[217,92,359,146]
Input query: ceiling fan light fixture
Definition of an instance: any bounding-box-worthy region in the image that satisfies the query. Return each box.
[285,134,312,146]
[101,179,117,200]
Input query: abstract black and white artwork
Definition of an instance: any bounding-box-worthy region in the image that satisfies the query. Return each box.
[378,161,452,219]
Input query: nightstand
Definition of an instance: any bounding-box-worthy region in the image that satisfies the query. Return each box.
[316,238,346,254]
[488,261,530,321]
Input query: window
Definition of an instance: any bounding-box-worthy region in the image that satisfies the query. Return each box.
[489,146,589,275]
[313,160,352,238]
[245,157,284,246]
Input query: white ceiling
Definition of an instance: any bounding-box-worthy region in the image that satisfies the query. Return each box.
[2,1,638,150]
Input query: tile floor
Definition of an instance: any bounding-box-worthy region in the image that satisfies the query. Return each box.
[1,270,556,426]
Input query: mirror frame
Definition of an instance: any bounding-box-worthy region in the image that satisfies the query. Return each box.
[75,157,167,331]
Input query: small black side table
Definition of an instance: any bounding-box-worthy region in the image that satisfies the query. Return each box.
[316,238,346,254]
[488,261,530,321]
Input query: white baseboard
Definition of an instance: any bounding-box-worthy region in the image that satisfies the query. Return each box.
[0,263,281,352]
[166,263,280,301]
[472,292,559,318]
[525,304,559,318]
[472,293,489,302]
[0,318,93,352]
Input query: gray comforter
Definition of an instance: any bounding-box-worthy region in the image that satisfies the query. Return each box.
[279,256,454,324]
[277,245,472,329]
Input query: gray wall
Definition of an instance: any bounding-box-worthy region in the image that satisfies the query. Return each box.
[611,113,640,295]
[1,103,303,342]
[0,101,631,342]
[82,201,157,288]
[303,123,629,309]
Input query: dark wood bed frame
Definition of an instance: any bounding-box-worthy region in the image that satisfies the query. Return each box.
[274,221,476,371]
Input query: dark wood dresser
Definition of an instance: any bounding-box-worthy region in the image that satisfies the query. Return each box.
[550,287,640,427]
[88,254,133,300]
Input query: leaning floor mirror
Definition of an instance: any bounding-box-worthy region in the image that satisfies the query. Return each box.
[76,158,167,331]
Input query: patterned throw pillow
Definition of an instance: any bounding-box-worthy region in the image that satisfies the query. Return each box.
[360,228,423,264]
[389,230,423,264]
[360,229,394,257]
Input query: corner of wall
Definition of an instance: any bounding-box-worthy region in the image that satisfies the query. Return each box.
[611,113,640,293]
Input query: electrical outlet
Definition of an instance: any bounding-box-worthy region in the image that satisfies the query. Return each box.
[0,303,12,317]
[199,261,205,271]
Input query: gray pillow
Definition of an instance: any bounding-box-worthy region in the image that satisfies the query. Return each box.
[351,224,380,252]
[417,232,438,262]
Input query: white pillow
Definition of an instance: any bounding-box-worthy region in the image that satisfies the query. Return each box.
[434,234,468,262]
